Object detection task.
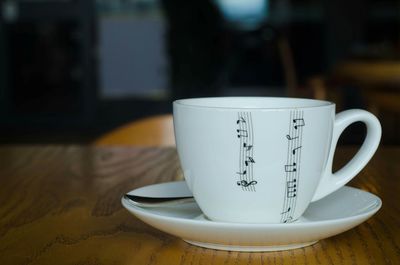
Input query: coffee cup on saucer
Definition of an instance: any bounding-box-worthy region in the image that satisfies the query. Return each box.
[173,97,381,223]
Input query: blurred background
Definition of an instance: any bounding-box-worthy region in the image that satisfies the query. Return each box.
[0,0,399,145]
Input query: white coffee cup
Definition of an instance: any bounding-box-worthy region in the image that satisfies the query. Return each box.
[173,97,381,223]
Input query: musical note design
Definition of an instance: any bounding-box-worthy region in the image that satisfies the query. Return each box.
[280,110,305,223]
[236,117,246,124]
[287,188,297,198]
[245,156,255,166]
[284,162,297,172]
[281,207,291,214]
[243,143,253,151]
[292,146,302,155]
[293,118,305,129]
[236,112,257,191]
[286,179,297,198]
[237,180,258,187]
[287,179,296,188]
[283,216,293,223]
[236,129,248,138]
[286,135,299,140]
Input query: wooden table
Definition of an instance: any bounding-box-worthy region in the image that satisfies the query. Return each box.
[0,146,399,264]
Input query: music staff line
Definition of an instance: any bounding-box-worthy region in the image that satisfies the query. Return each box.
[280,110,305,223]
[236,112,257,192]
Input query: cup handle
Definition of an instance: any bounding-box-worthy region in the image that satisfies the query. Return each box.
[311,109,381,202]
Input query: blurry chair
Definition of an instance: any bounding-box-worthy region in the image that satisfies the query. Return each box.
[330,60,400,115]
[308,60,400,115]
[308,60,400,144]
[94,114,175,147]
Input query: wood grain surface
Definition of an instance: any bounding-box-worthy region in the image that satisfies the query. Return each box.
[0,146,399,265]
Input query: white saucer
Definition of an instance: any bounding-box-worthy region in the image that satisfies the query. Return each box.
[121,181,381,252]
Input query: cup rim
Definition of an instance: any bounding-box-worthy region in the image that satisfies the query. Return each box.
[173,97,335,110]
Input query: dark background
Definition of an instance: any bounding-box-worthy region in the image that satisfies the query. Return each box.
[0,0,399,144]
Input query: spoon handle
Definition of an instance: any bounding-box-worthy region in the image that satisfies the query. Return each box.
[125,194,194,203]
[124,194,195,208]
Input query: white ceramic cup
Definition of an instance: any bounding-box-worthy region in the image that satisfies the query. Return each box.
[173,97,381,223]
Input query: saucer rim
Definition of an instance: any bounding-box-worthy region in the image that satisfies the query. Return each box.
[121,185,382,227]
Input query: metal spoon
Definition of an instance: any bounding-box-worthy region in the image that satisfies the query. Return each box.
[123,194,195,208]
[123,181,195,208]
